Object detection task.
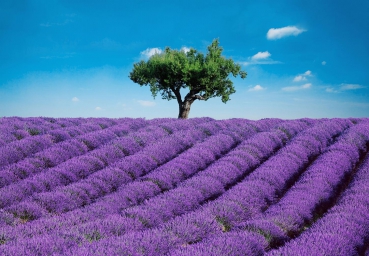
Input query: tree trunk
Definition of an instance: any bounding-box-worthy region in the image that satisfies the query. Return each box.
[178,100,192,119]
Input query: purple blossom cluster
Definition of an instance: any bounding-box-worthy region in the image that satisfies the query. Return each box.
[0,117,134,147]
[267,153,369,256]
[0,118,213,212]
[50,120,311,255]
[0,117,147,172]
[0,117,368,256]
[165,119,353,255]
[0,117,73,146]
[0,119,258,244]
[92,128,254,216]
[173,121,368,256]
[6,128,207,219]
[0,135,54,169]
[268,124,369,256]
[0,122,147,188]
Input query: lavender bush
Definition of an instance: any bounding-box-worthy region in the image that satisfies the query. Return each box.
[0,117,368,256]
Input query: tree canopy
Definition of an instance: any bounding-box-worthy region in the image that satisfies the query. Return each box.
[129,39,247,118]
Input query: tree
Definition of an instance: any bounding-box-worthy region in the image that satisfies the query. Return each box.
[129,39,247,119]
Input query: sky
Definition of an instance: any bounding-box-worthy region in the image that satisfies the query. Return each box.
[0,0,368,120]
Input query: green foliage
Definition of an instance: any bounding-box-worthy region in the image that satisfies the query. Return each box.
[84,230,103,242]
[98,123,107,129]
[0,234,6,245]
[81,139,94,150]
[12,210,37,223]
[215,216,232,232]
[129,39,247,104]
[26,128,40,136]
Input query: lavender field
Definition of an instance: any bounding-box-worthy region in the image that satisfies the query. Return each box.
[0,117,368,255]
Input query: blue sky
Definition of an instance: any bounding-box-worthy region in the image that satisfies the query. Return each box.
[0,0,368,119]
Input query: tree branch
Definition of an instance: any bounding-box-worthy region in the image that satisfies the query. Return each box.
[193,94,207,100]
[170,85,182,104]
[183,90,208,104]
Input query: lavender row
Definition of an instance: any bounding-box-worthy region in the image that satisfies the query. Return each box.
[0,117,135,132]
[256,122,369,240]
[3,118,363,256]
[0,119,284,253]
[0,121,149,188]
[162,119,353,255]
[98,126,256,210]
[266,153,369,256]
[0,118,142,170]
[5,128,208,220]
[0,118,149,179]
[178,122,368,255]
[0,116,280,149]
[47,117,147,142]
[120,131,287,229]
[80,119,343,255]
[52,134,237,230]
[0,117,127,147]
[79,120,293,230]
[0,119,203,209]
[0,135,55,170]
[0,119,259,240]
[0,117,79,146]
[53,120,310,255]
[71,121,256,217]
[218,120,355,226]
[202,118,352,228]
[263,126,369,229]
[0,116,274,146]
[0,118,225,218]
[0,119,342,255]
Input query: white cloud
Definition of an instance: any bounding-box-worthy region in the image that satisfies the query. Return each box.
[326,84,365,93]
[282,83,312,92]
[240,51,281,66]
[302,83,312,89]
[282,86,300,92]
[322,61,326,65]
[304,70,312,76]
[293,75,306,82]
[293,70,312,82]
[248,85,265,92]
[326,88,337,93]
[181,47,191,53]
[72,97,79,102]
[140,48,163,59]
[95,107,101,110]
[340,83,365,90]
[138,100,156,107]
[267,26,306,40]
[251,51,271,60]
[240,60,281,66]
